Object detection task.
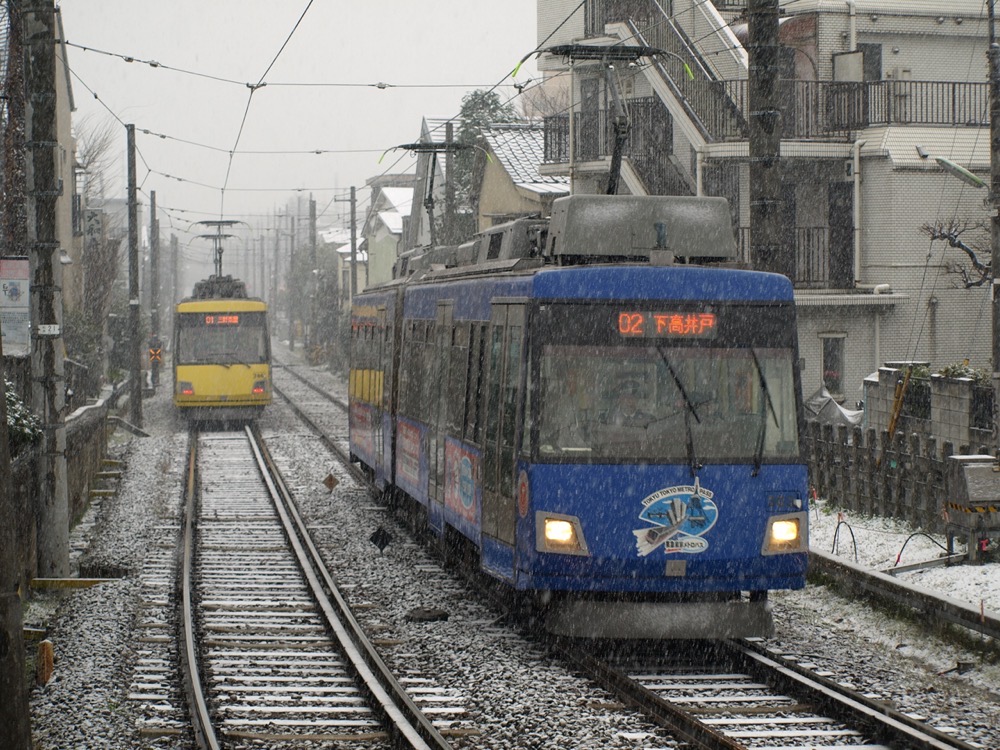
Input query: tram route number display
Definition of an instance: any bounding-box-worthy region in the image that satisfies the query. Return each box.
[617,311,717,339]
[204,314,240,325]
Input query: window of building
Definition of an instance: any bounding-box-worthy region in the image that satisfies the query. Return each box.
[821,334,846,399]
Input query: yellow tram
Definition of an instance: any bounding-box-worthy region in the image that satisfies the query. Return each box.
[173,275,271,420]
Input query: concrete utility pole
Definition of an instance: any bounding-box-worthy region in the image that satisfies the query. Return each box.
[27,0,69,578]
[989,1,1000,452]
[171,233,179,303]
[127,124,142,427]
[149,190,160,386]
[747,0,789,277]
[287,210,295,350]
[271,213,279,317]
[349,186,358,298]
[0,331,29,750]
[308,196,316,347]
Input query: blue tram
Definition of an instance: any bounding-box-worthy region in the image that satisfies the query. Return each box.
[350,196,808,638]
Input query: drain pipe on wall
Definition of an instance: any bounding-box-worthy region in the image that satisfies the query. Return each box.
[853,139,865,284]
[846,0,857,51]
[695,145,703,196]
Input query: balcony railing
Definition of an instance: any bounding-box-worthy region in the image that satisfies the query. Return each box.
[543,97,675,192]
[737,226,844,288]
[582,0,988,140]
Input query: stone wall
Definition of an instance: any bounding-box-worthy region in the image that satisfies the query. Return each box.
[10,394,111,588]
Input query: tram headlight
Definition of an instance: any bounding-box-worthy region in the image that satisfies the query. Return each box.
[762,512,807,555]
[536,511,590,556]
[546,519,575,544]
[178,381,194,396]
[252,379,267,395]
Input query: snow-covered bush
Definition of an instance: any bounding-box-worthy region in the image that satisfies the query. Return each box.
[5,378,42,456]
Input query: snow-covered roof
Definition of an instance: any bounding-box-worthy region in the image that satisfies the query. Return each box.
[379,187,413,216]
[481,123,570,196]
[420,117,460,145]
[377,210,404,235]
[319,226,352,245]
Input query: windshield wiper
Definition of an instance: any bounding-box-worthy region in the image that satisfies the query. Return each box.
[654,345,702,476]
[750,348,779,477]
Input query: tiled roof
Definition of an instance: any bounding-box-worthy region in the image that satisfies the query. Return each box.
[481,123,569,195]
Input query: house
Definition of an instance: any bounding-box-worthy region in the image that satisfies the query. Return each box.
[475,123,569,231]
[536,0,993,408]
[401,117,453,253]
[361,175,416,288]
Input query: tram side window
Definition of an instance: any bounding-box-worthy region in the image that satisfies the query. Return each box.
[421,322,438,424]
[466,325,486,445]
[400,322,419,417]
[466,324,486,444]
[500,325,522,498]
[447,324,468,435]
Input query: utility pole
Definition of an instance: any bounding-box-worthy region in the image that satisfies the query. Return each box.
[0,328,28,750]
[1,31,27,709]
[309,196,316,348]
[127,123,142,427]
[349,186,358,298]
[287,210,295,350]
[445,123,455,243]
[27,0,69,578]
[169,233,178,346]
[747,0,789,277]
[149,190,160,386]
[271,212,279,320]
[171,233,179,302]
[989,0,1000,452]
[0,3,28,704]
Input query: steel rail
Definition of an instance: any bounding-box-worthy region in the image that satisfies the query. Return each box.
[810,548,1000,642]
[553,639,745,750]
[246,425,452,750]
[179,432,222,750]
[731,640,980,750]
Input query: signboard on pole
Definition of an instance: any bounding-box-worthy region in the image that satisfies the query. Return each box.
[0,256,30,354]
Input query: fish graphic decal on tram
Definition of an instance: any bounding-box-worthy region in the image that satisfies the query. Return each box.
[634,477,718,556]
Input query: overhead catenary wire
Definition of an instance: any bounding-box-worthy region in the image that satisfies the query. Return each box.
[60,0,580,225]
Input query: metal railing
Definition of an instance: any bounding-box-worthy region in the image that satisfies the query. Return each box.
[581,0,988,141]
[737,226,840,287]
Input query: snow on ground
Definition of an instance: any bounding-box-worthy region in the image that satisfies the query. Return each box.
[807,498,1000,615]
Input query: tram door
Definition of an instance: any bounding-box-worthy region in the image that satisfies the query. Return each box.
[482,304,525,546]
[429,302,453,517]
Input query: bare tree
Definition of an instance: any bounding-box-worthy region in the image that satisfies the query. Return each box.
[518,74,570,122]
[922,220,992,288]
[74,113,120,201]
[66,115,125,391]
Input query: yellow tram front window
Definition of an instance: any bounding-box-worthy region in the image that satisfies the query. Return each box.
[176,311,269,365]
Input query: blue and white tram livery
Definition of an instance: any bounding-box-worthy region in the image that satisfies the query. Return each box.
[350,195,808,639]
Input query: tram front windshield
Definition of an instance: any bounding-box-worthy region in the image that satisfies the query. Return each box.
[175,311,269,365]
[534,303,800,463]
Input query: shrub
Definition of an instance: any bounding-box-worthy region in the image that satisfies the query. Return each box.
[5,378,42,456]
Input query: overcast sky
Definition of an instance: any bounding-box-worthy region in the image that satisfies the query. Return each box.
[57,0,541,267]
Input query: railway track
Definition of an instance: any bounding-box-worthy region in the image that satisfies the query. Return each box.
[271,352,997,748]
[179,425,460,748]
[557,637,980,750]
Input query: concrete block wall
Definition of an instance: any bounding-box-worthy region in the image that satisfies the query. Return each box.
[865,365,986,451]
[930,374,972,449]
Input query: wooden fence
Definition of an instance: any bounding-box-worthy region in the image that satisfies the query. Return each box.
[803,420,990,535]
